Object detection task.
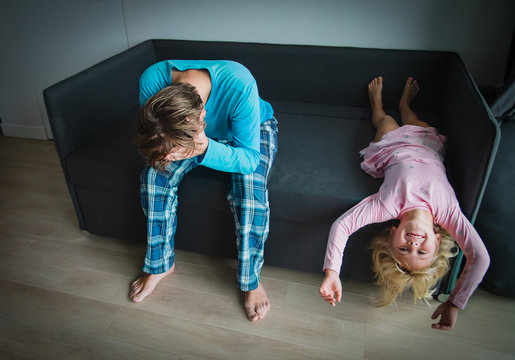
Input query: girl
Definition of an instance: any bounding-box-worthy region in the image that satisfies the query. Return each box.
[319,77,490,330]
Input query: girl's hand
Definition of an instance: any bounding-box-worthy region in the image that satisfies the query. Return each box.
[319,269,342,306]
[431,300,460,330]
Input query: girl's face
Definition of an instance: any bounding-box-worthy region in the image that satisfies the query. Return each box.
[391,219,441,271]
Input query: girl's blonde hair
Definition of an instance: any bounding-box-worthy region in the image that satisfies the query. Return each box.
[370,224,457,307]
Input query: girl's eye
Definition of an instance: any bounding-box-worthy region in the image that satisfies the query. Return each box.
[399,247,407,252]
[418,251,427,255]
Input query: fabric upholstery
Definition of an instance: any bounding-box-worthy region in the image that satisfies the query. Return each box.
[476,121,515,296]
[44,39,499,284]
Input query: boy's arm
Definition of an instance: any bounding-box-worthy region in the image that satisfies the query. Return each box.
[196,82,261,174]
[139,61,170,107]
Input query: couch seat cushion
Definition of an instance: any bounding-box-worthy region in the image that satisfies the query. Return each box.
[67,101,439,225]
[66,107,144,195]
[268,101,381,223]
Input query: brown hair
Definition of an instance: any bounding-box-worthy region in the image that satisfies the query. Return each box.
[370,224,457,307]
[134,83,205,170]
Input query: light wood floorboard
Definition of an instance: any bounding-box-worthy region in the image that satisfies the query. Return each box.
[1,136,514,359]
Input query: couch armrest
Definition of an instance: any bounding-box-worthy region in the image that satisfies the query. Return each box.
[439,54,501,221]
[43,40,156,181]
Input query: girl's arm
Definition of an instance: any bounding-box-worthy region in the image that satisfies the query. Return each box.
[323,193,392,273]
[320,194,392,306]
[431,300,460,330]
[438,205,490,309]
[320,269,342,306]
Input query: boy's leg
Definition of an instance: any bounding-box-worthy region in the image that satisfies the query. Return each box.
[227,118,278,321]
[399,77,431,128]
[368,77,399,142]
[130,158,198,303]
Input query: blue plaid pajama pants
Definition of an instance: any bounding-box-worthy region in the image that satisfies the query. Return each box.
[140,117,278,291]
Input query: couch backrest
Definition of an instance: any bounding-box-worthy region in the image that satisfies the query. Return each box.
[439,56,500,220]
[44,38,499,221]
[44,40,156,172]
[153,39,450,112]
[153,39,499,219]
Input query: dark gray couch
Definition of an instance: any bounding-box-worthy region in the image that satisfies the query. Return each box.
[476,58,515,297]
[43,39,499,284]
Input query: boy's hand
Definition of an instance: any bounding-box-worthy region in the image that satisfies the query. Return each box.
[193,129,209,155]
[319,269,342,306]
[165,130,209,161]
[431,300,460,330]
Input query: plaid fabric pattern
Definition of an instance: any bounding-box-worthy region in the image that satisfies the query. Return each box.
[140,158,199,274]
[140,118,278,291]
[228,118,278,291]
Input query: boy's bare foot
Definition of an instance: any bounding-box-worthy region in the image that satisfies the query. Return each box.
[129,264,175,303]
[400,77,419,108]
[245,283,270,321]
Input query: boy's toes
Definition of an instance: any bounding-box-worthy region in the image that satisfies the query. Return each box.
[247,308,259,321]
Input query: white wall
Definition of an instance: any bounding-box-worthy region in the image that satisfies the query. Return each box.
[0,0,46,139]
[0,0,128,139]
[1,0,513,139]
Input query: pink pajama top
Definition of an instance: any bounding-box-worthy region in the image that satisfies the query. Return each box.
[323,125,490,309]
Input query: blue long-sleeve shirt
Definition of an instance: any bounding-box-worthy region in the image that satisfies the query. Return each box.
[139,60,274,174]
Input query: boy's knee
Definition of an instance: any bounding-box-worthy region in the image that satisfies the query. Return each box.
[141,165,178,189]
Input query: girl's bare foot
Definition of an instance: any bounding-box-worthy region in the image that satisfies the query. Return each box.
[244,283,270,321]
[368,76,388,126]
[400,77,420,108]
[129,264,175,303]
[368,76,383,110]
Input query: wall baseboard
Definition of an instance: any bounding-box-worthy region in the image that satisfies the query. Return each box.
[0,123,48,140]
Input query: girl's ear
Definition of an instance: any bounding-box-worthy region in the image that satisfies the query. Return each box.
[389,226,397,241]
[435,232,442,246]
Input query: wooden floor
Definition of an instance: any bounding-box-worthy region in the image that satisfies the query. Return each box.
[1,135,514,360]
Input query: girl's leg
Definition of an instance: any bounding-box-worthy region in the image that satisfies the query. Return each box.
[228,117,278,320]
[368,77,399,142]
[130,158,198,302]
[399,77,431,128]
